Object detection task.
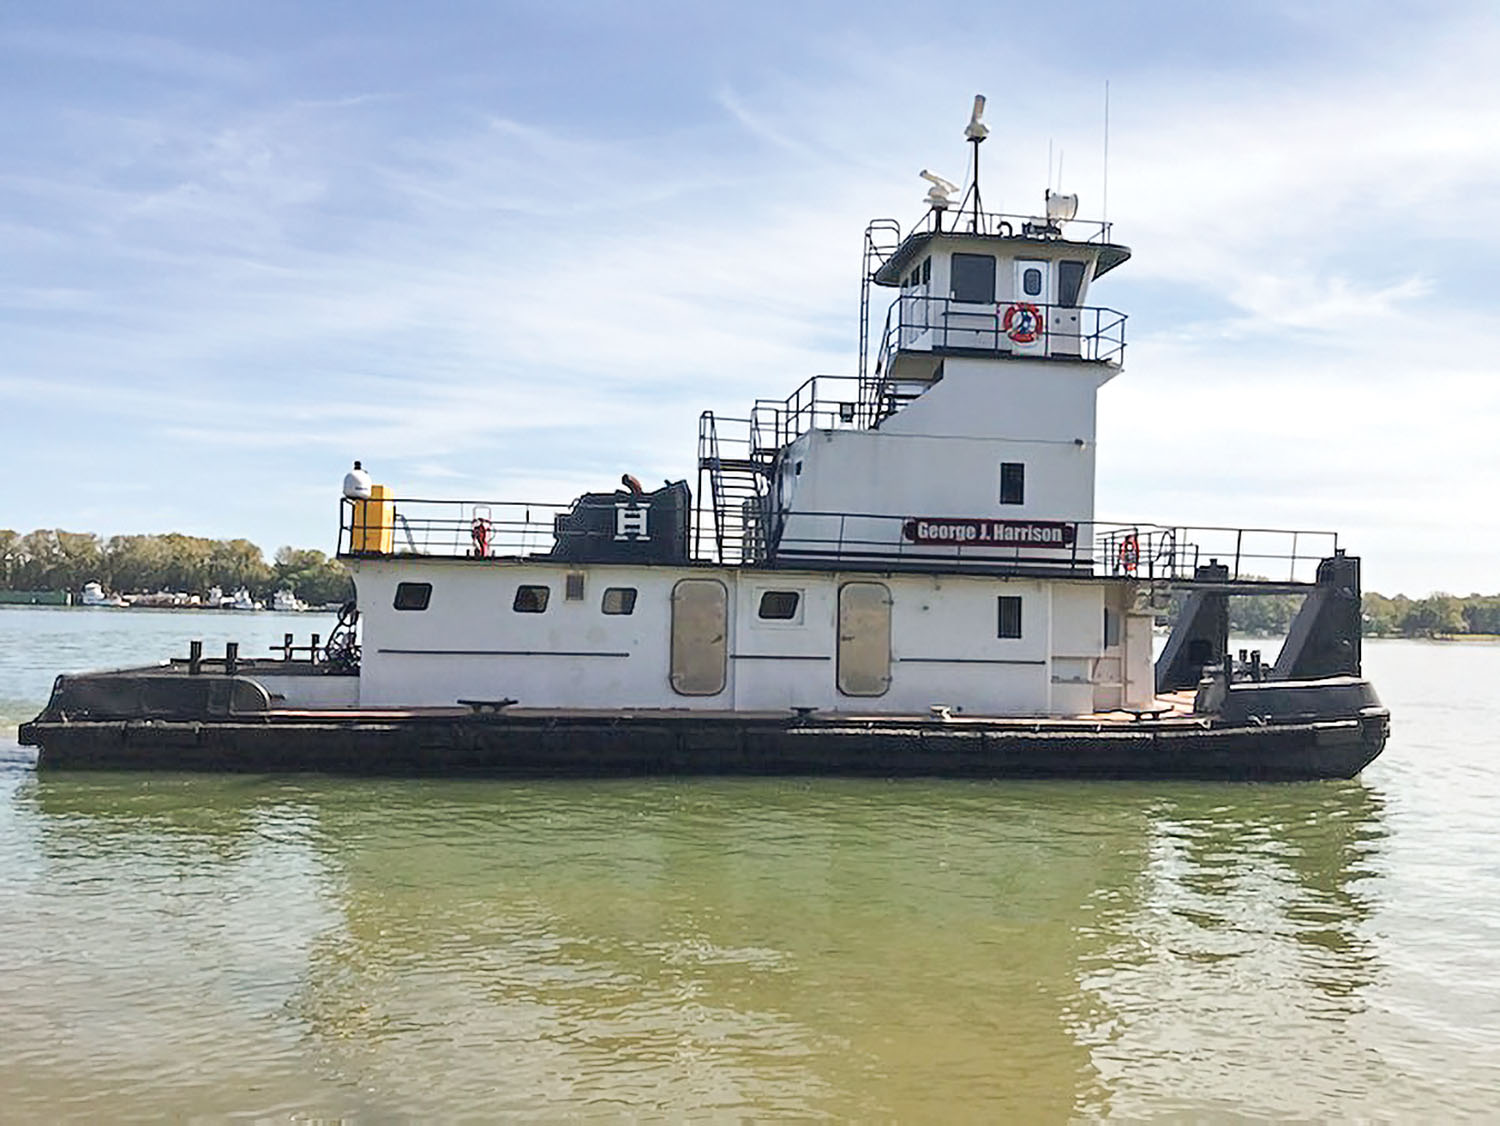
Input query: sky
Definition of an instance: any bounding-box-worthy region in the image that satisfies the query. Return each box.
[2,0,1498,595]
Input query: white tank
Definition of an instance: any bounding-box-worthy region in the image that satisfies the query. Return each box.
[342,460,372,499]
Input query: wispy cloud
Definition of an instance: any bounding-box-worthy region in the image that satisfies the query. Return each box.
[1,2,1497,592]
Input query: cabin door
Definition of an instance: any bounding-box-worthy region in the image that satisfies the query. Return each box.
[837,581,892,696]
[1011,259,1049,355]
[670,579,728,696]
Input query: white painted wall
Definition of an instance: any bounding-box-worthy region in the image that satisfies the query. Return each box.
[351,559,1135,718]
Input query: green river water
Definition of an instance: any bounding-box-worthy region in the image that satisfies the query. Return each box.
[1,606,1497,1119]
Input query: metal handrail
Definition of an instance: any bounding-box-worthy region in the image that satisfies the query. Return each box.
[339,495,1338,584]
[906,207,1116,245]
[875,295,1126,375]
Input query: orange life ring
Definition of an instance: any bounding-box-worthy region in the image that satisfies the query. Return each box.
[1119,534,1140,573]
[1002,302,1043,344]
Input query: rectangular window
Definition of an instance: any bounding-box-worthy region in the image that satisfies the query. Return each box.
[565,572,585,601]
[921,256,931,284]
[1021,266,1044,297]
[758,590,801,620]
[1000,462,1025,505]
[997,595,1023,639]
[602,587,637,615]
[393,581,431,611]
[1058,260,1087,307]
[513,585,550,613]
[951,253,996,304]
[1104,606,1121,648]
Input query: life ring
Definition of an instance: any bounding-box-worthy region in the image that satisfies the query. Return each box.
[1002,303,1043,344]
[1118,534,1140,573]
[471,516,492,557]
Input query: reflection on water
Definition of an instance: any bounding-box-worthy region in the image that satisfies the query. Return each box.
[5,637,1500,1117]
[1,771,1416,1119]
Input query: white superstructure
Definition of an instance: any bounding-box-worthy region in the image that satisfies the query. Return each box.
[335,99,1336,721]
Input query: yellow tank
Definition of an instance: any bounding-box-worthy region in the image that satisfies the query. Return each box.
[350,484,394,554]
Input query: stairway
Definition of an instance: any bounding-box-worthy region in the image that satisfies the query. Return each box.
[697,412,772,564]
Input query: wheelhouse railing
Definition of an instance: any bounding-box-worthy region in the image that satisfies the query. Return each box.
[876,295,1127,373]
[339,495,1338,586]
[904,208,1116,244]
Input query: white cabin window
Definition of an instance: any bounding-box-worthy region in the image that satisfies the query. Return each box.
[513,585,550,613]
[1021,267,1044,297]
[951,253,996,304]
[565,572,585,601]
[1000,462,1025,505]
[393,582,431,611]
[1104,606,1121,648]
[758,590,801,621]
[921,256,931,284]
[602,587,637,615]
[997,595,1023,639]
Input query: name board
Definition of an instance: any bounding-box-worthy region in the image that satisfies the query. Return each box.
[902,517,1077,548]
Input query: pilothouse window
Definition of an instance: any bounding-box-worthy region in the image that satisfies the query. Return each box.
[1058,261,1087,307]
[1022,267,1044,297]
[951,253,996,304]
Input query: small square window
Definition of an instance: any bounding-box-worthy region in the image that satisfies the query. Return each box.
[513,585,550,613]
[1000,462,1025,505]
[394,581,431,611]
[758,590,800,620]
[998,595,1023,639]
[602,587,637,615]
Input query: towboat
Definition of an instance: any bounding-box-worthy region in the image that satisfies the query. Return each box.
[20,98,1388,779]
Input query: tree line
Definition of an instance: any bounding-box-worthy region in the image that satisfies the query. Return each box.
[1211,590,1500,637]
[0,529,354,607]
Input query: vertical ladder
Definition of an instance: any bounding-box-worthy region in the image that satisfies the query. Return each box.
[858,220,901,426]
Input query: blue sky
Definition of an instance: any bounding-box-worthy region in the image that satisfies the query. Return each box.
[2,0,1497,594]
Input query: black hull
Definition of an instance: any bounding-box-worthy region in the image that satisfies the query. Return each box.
[20,709,1388,781]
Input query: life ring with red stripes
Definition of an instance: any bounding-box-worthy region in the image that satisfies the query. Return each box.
[471,517,492,557]
[1002,302,1043,344]
[1119,534,1140,573]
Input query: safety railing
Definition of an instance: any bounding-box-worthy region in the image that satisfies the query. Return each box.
[875,295,1127,374]
[339,495,1338,585]
[766,514,1336,584]
[905,208,1116,244]
[749,374,867,451]
[338,496,569,559]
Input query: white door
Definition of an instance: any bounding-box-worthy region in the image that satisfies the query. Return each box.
[1009,259,1049,354]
